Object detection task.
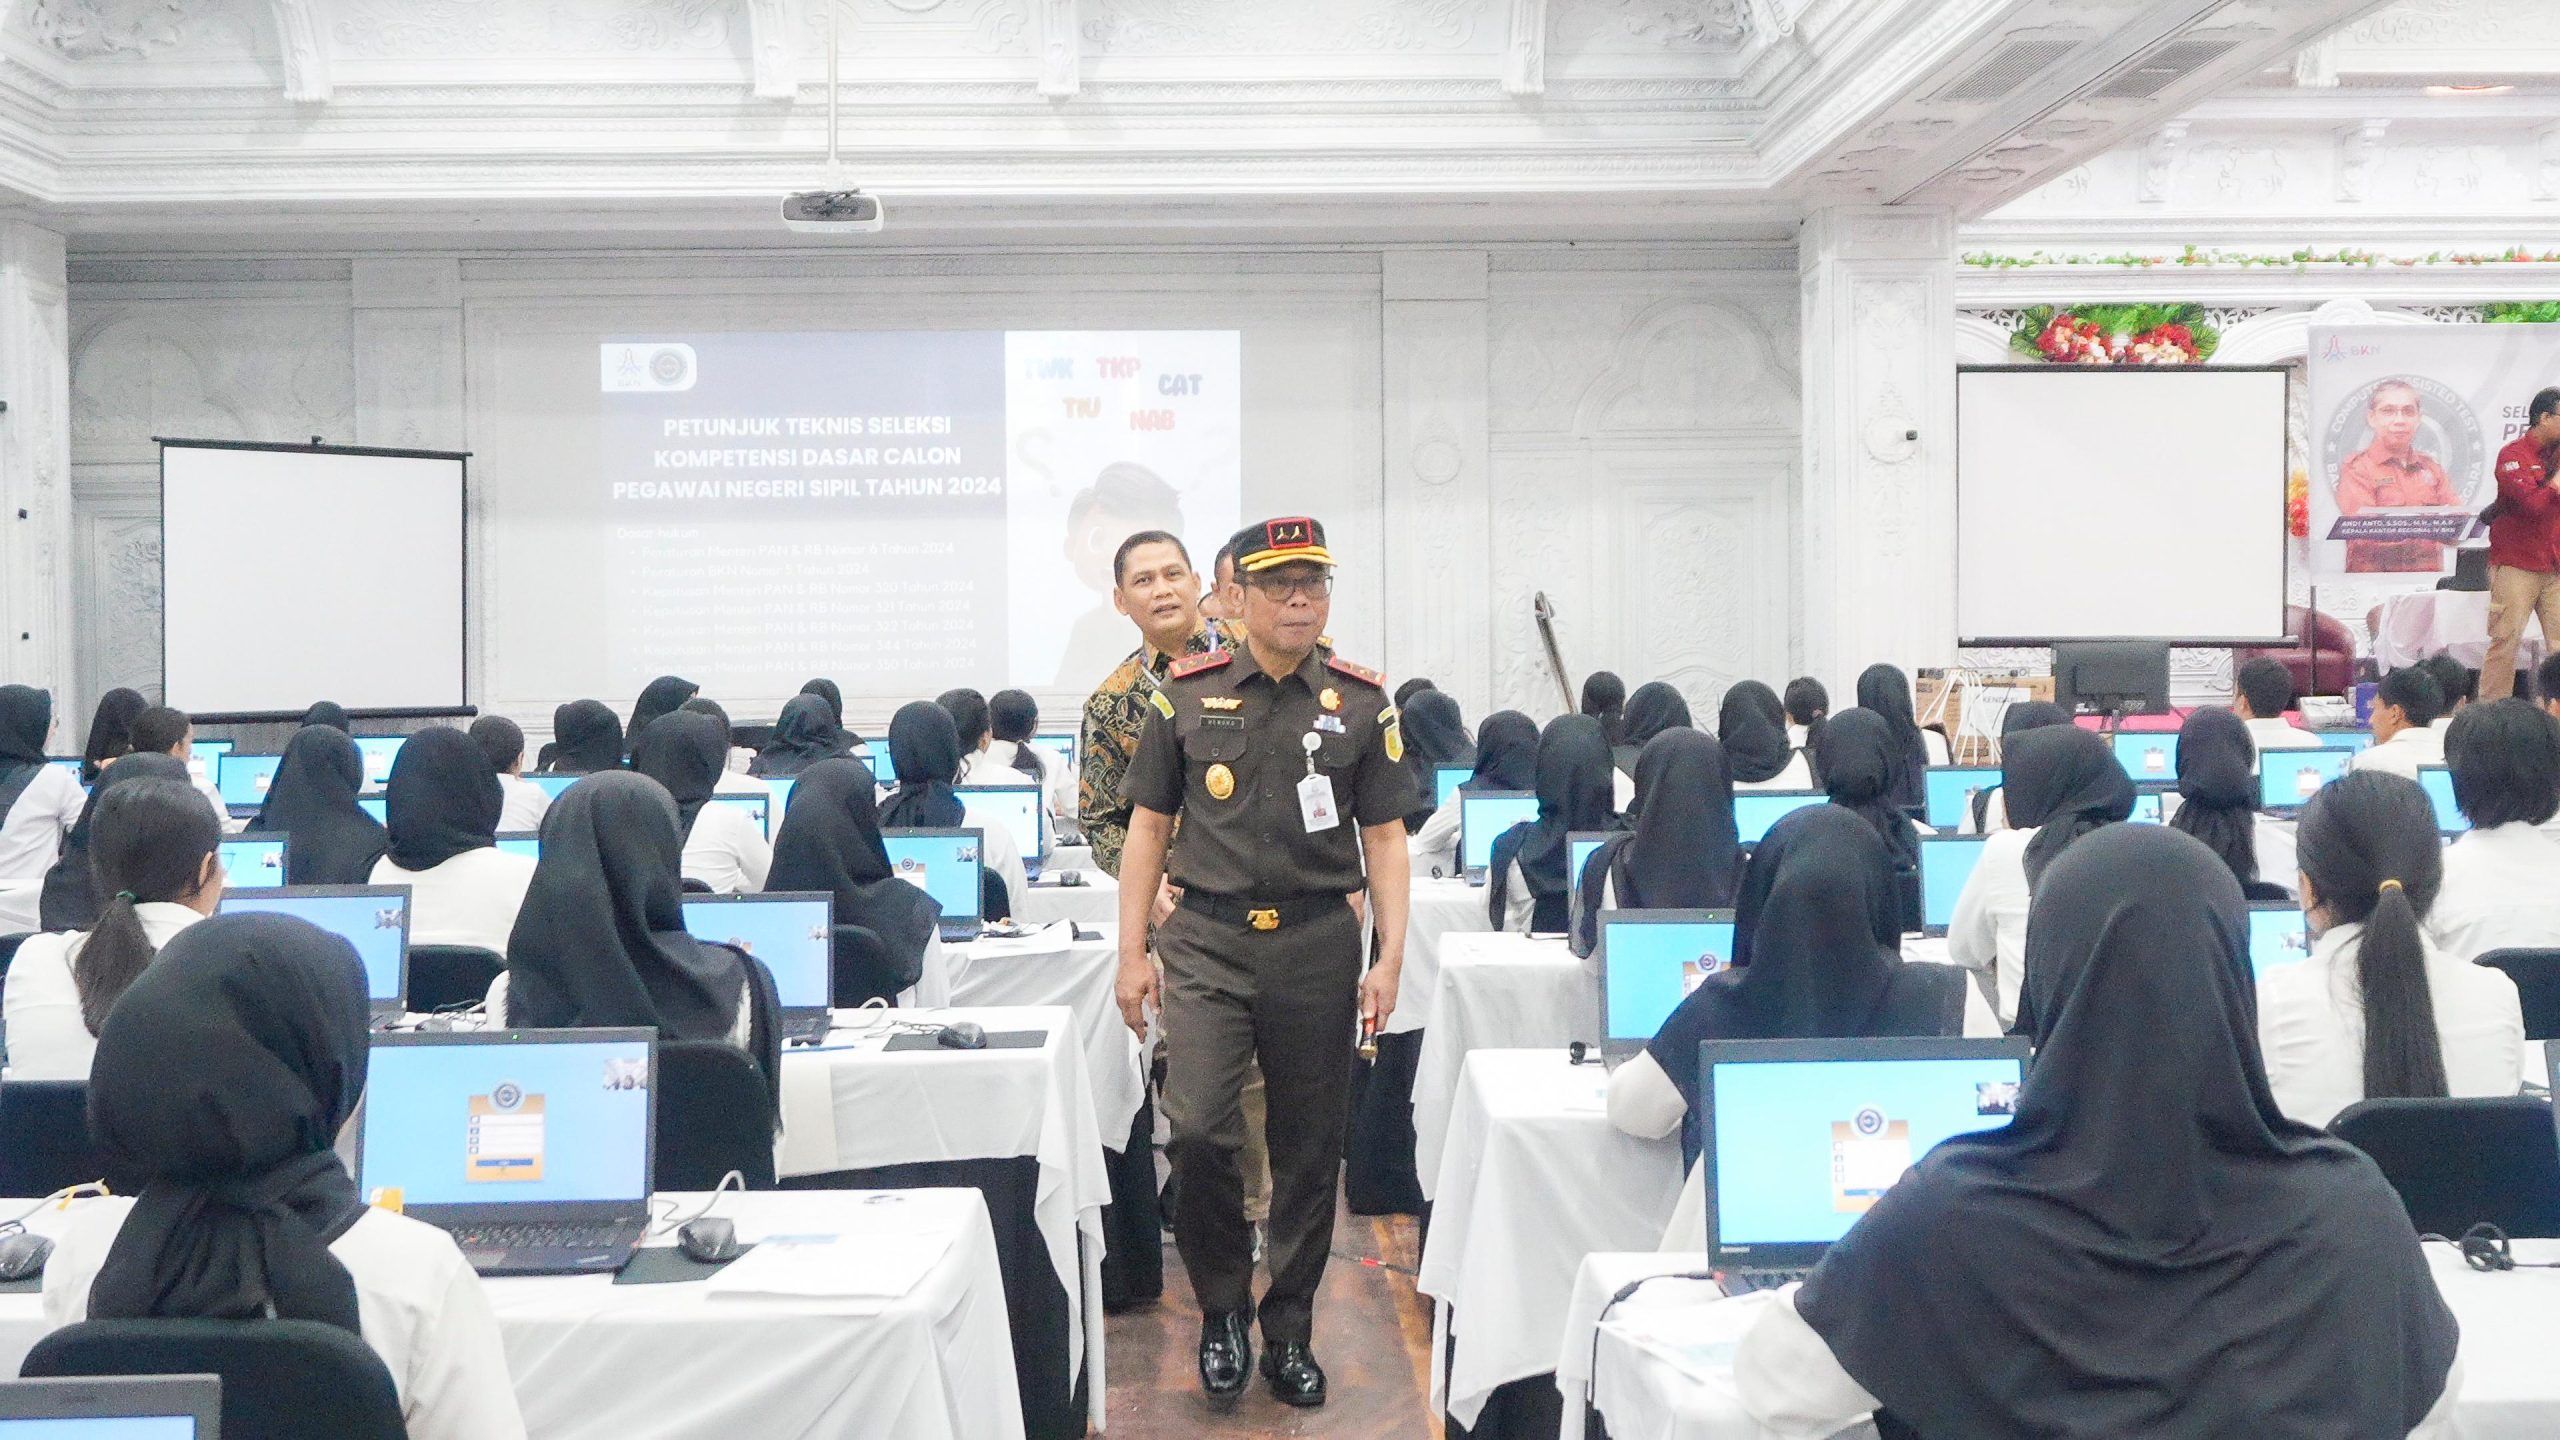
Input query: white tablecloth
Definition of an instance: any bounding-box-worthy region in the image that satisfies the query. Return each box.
[1417,1049,1685,1431]
[1015,872,1121,929]
[1390,876,1497,1037]
[776,1005,1109,1429]
[0,1190,1024,1440]
[943,923,1150,1152]
[1411,932,1595,1199]
[2376,589,2549,673]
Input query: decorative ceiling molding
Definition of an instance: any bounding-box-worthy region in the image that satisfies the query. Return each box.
[266,0,324,101]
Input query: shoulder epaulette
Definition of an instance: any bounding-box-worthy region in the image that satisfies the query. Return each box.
[1169,650,1233,680]
[1325,656,1384,689]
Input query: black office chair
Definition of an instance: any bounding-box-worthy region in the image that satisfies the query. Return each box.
[829,924,904,1009]
[2332,1094,2560,1237]
[654,1039,777,1191]
[0,1080,115,1198]
[2477,948,2560,1040]
[680,877,716,895]
[0,932,32,971]
[980,867,1011,923]
[404,944,503,1014]
[24,1318,406,1440]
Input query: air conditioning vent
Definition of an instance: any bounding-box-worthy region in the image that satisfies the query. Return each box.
[2092,37,2241,100]
[1934,38,2083,102]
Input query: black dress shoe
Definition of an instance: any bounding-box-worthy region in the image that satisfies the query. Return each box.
[1261,1341,1327,1407]
[1197,1311,1252,1406]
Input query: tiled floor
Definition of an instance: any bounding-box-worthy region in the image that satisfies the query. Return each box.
[1103,1204,1441,1438]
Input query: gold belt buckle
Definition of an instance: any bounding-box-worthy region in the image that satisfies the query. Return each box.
[1246,908,1281,932]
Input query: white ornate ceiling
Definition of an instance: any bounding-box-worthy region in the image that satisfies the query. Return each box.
[0,0,2394,247]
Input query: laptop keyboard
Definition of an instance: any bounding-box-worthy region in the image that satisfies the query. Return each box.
[448,1220,640,1253]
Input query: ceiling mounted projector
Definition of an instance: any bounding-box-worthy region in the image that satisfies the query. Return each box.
[781,190,885,234]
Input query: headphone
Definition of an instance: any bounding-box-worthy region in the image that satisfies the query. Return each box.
[2445,1222,2560,1273]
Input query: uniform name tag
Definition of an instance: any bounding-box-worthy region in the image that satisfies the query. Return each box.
[1199,714,1245,731]
[1297,773,1340,833]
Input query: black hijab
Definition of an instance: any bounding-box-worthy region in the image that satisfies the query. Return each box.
[382,727,499,872]
[1399,689,1474,824]
[632,710,726,838]
[1716,681,1794,785]
[2004,724,2137,889]
[1817,708,1921,887]
[626,675,699,760]
[1463,711,1538,794]
[548,699,625,775]
[252,727,387,886]
[757,694,848,779]
[1581,672,1627,746]
[88,913,371,1335]
[766,759,940,992]
[1575,729,1741,957]
[1616,682,1692,775]
[1794,826,2458,1438]
[882,701,967,830]
[300,701,351,733]
[507,771,745,1041]
[2002,700,2073,737]
[2170,706,2266,891]
[1855,663,1930,809]
[1487,714,1618,930]
[0,683,52,802]
[81,687,149,784]
[801,679,861,750]
[39,752,190,932]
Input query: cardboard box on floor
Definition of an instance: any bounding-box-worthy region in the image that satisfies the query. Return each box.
[1914,673,2057,767]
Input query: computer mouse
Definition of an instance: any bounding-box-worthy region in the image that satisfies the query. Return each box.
[1053,870,1084,887]
[0,1231,52,1283]
[676,1217,740,1265]
[937,1021,988,1051]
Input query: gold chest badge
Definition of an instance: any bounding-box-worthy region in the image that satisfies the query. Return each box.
[1319,687,1342,712]
[1205,763,1236,800]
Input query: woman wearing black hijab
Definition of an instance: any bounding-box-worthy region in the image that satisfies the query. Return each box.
[370,727,535,954]
[1718,681,1811,791]
[1614,682,1692,776]
[1571,729,1741,961]
[635,710,768,894]
[2171,706,2294,901]
[1950,723,2135,1027]
[79,687,148,784]
[1397,689,1474,834]
[38,751,192,933]
[800,676,850,734]
[543,699,625,775]
[766,759,941,1005]
[1580,672,1627,747]
[1740,826,2460,1439]
[881,699,1025,918]
[1462,711,1538,794]
[253,726,388,886]
[51,912,526,1439]
[0,684,83,932]
[1814,709,1924,933]
[755,693,849,779]
[1608,805,1964,1151]
[1853,663,1934,810]
[1967,699,2075,833]
[625,674,699,760]
[1487,714,1619,933]
[301,700,352,733]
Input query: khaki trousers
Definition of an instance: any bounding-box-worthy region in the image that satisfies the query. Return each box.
[2483,564,2560,699]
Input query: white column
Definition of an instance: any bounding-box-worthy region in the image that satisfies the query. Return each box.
[1798,205,1956,692]
[1382,250,1492,706]
[0,220,73,692]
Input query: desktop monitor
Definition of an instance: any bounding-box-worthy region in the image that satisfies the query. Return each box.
[2257,748,2351,813]
[682,892,833,1014]
[1597,909,1738,1060]
[1458,791,1538,884]
[351,734,408,793]
[1921,766,1998,832]
[1733,790,1826,847]
[1697,1036,2030,1271]
[2247,902,2311,979]
[882,828,986,927]
[2111,731,2177,784]
[216,832,289,890]
[493,831,540,861]
[1434,765,1472,810]
[0,1376,221,1435]
[356,1028,655,1219]
[214,753,282,810]
[216,884,410,1014]
[2416,765,2467,835]
[706,791,770,841]
[1918,835,1987,938]
[957,784,1045,865]
[2052,641,2170,716]
[526,773,583,801]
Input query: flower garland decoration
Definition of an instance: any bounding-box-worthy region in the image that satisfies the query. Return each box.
[1964,245,2560,271]
[2009,303,2219,364]
[2287,470,2309,540]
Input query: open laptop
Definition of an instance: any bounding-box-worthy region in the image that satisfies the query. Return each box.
[1698,1036,2030,1285]
[1733,789,1826,847]
[764,774,797,820]
[2311,729,2373,753]
[1433,765,1472,811]
[0,1376,222,1436]
[215,832,289,890]
[683,891,834,1043]
[1029,731,1077,776]
[883,827,988,943]
[357,795,388,824]
[1567,831,1621,898]
[2248,901,2312,980]
[217,885,410,1019]
[2416,765,2468,836]
[863,745,897,787]
[351,735,408,794]
[1920,766,1998,832]
[2111,730,2177,784]
[2128,787,2168,825]
[525,772,584,801]
[707,791,770,840]
[958,783,1045,880]
[1597,909,1738,1062]
[1457,791,1538,885]
[2258,747,2352,814]
[214,753,282,817]
[493,830,541,861]
[357,1028,656,1277]
[186,736,233,775]
[1917,834,1987,939]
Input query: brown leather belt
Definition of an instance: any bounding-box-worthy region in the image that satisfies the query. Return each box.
[1179,891,1342,932]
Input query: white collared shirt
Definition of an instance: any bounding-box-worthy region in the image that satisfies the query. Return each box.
[495,774,551,833]
[681,799,771,895]
[1732,751,1815,793]
[2257,919,2523,1128]
[0,766,87,931]
[1947,826,2034,1026]
[3,902,205,1081]
[2350,726,2444,781]
[2431,820,2560,963]
[2244,716,2323,754]
[369,847,539,956]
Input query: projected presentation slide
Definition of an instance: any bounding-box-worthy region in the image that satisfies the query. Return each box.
[1713,1057,2021,1247]
[1602,918,1737,1042]
[590,330,1240,696]
[217,890,407,1003]
[361,1038,651,1207]
[883,831,985,921]
[682,895,832,1010]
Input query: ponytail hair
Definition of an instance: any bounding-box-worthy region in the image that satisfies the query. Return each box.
[2295,771,2449,1101]
[75,777,220,1036]
[989,689,1045,783]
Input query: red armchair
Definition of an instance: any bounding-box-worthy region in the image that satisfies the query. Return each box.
[2232,605,2356,699]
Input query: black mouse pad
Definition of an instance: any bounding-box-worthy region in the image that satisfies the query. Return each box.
[883,1029,1048,1053]
[612,1243,755,1286]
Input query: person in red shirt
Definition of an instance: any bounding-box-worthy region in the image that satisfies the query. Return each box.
[2482,386,2560,699]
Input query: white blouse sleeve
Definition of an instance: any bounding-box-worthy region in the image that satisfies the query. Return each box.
[1733,1285,1882,1436]
[1503,859,1536,934]
[1945,846,2002,979]
[399,1255,530,1440]
[1605,1051,1685,1140]
[736,820,772,893]
[1408,799,1461,878]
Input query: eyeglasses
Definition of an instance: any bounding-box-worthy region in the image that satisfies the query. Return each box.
[1246,571,1333,600]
